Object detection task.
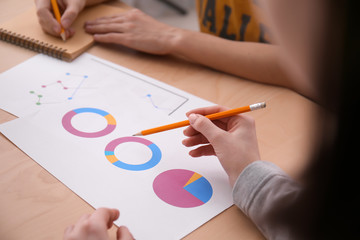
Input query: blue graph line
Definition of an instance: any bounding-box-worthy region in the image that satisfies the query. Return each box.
[144,94,172,112]
[67,73,88,100]
[146,94,159,109]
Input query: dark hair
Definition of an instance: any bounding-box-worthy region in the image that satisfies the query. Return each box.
[275,1,359,239]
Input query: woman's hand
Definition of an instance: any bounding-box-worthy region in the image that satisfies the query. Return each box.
[182,106,261,186]
[63,208,134,240]
[84,9,183,55]
[35,0,87,39]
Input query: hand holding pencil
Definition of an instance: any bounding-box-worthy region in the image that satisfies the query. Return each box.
[133,102,265,136]
[35,0,85,40]
[182,104,264,187]
[132,102,265,186]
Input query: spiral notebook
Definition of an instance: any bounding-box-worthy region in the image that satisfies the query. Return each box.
[0,4,125,62]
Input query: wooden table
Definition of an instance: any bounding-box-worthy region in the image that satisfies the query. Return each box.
[0,0,318,239]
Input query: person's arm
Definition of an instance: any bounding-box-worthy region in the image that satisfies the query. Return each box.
[166,30,316,99]
[84,9,314,99]
[173,29,292,90]
[233,161,301,239]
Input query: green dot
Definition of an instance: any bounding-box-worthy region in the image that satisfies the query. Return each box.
[38,95,43,98]
[30,91,35,94]
[36,102,41,105]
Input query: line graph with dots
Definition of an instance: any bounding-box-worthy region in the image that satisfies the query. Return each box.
[29,72,88,105]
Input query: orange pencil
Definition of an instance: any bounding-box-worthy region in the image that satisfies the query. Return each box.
[50,0,66,41]
[133,102,266,136]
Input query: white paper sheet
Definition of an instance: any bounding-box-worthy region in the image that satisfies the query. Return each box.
[0,54,233,239]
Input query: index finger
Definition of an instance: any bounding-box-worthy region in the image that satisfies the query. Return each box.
[90,208,120,229]
[186,105,230,118]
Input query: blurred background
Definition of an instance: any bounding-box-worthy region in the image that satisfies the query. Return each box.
[121,0,199,31]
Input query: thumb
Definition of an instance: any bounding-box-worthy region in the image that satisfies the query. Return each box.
[188,114,224,143]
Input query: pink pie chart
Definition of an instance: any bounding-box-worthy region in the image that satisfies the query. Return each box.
[153,169,213,208]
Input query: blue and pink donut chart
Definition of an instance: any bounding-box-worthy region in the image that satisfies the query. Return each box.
[105,136,162,171]
[62,108,116,138]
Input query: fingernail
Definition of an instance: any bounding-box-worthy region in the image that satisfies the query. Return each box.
[188,114,198,125]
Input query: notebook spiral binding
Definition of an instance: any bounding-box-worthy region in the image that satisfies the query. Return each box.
[0,28,67,60]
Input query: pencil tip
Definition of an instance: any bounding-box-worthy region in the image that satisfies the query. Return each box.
[60,32,66,42]
[132,133,142,136]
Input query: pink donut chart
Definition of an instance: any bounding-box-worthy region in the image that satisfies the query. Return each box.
[62,108,116,138]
